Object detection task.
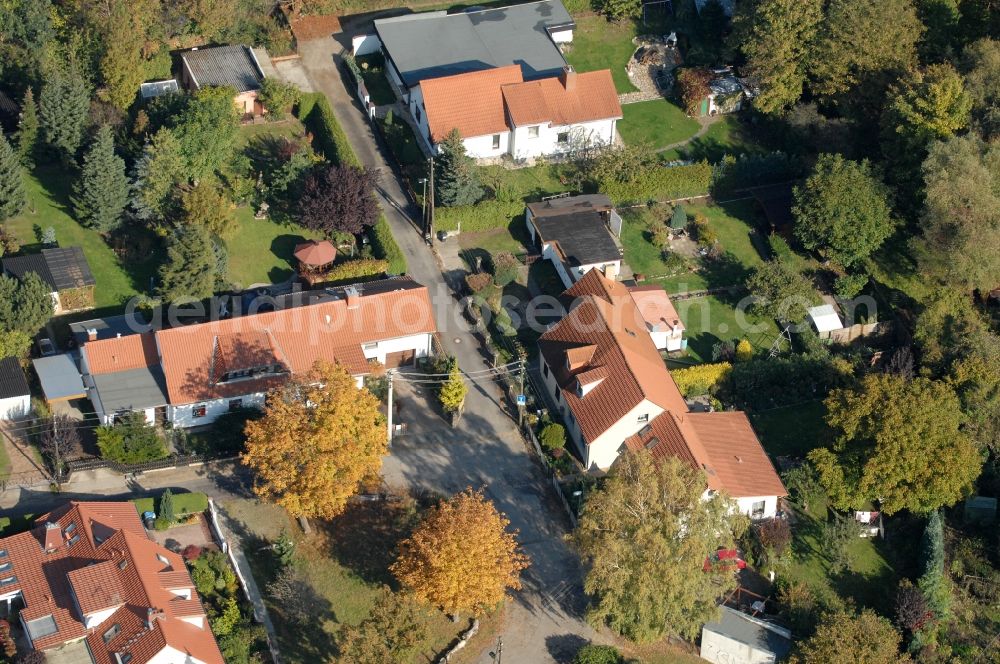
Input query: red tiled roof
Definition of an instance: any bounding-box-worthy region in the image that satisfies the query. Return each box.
[501,69,622,127]
[687,412,787,498]
[628,285,684,333]
[85,333,159,375]
[421,65,524,142]
[293,240,337,266]
[146,280,435,404]
[0,501,223,664]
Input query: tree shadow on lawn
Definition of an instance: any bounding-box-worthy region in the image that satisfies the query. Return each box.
[699,251,750,291]
[269,233,312,280]
[317,500,420,587]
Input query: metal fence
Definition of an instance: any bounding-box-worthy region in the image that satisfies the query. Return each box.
[60,453,229,480]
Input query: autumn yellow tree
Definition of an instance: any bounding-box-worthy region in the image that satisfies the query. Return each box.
[242,360,387,519]
[391,489,529,616]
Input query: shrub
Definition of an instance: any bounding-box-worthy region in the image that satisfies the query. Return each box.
[160,488,176,522]
[96,413,168,464]
[154,516,170,531]
[660,249,689,273]
[834,272,868,299]
[720,354,854,410]
[370,216,407,275]
[296,92,360,168]
[755,517,792,556]
[465,272,493,293]
[599,161,712,205]
[574,644,623,664]
[435,200,523,233]
[182,545,203,561]
[273,532,296,567]
[691,213,717,247]
[670,362,732,397]
[676,68,713,115]
[490,251,520,286]
[768,233,794,261]
[649,224,671,247]
[539,423,566,451]
[711,151,804,196]
[735,339,753,362]
[321,258,388,284]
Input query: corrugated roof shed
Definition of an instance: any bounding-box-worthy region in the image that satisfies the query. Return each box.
[181,45,264,92]
[0,357,30,400]
[2,247,95,292]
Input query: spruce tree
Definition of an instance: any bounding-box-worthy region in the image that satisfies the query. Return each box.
[39,67,90,159]
[159,488,176,523]
[158,223,216,303]
[15,88,39,167]
[435,129,483,207]
[72,126,129,233]
[0,133,26,222]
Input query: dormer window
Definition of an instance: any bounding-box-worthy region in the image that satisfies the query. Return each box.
[103,623,121,644]
[64,523,76,535]
[637,413,649,424]
[156,553,169,566]
[67,534,80,546]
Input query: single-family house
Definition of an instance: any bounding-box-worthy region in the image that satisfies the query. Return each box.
[367,0,575,102]
[628,284,686,351]
[537,269,785,519]
[415,64,621,160]
[0,501,225,663]
[0,357,31,420]
[180,44,271,116]
[80,278,437,427]
[2,247,96,314]
[525,194,623,288]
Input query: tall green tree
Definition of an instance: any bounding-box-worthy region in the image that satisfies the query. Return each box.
[0,133,26,222]
[38,65,91,159]
[960,38,1000,138]
[179,180,237,237]
[14,88,39,166]
[173,86,240,180]
[336,589,427,664]
[131,128,187,221]
[746,259,819,324]
[809,0,923,104]
[789,610,910,664]
[792,154,895,268]
[0,272,55,334]
[916,0,961,61]
[99,0,148,110]
[158,223,217,302]
[72,126,129,233]
[917,510,949,621]
[438,359,467,413]
[575,452,748,643]
[913,135,1000,294]
[731,0,823,114]
[435,129,483,207]
[809,373,982,514]
[948,334,1000,454]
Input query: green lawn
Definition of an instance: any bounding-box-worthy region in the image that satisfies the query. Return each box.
[0,442,10,479]
[620,99,701,149]
[676,294,780,362]
[225,208,323,288]
[749,401,832,458]
[235,117,306,149]
[659,116,763,163]
[480,163,574,201]
[5,166,155,310]
[564,15,639,94]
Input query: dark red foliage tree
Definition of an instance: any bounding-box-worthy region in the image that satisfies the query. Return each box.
[755,517,793,556]
[297,164,380,236]
[182,545,203,561]
[895,579,934,635]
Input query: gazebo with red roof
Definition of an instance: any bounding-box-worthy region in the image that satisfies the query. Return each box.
[293,240,337,272]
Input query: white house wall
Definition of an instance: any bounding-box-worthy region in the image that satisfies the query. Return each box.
[735,495,778,521]
[0,395,30,420]
[409,85,431,146]
[167,393,266,428]
[149,645,206,664]
[458,131,512,159]
[352,34,382,56]
[649,328,684,352]
[586,399,664,470]
[360,333,434,364]
[510,118,616,161]
[550,28,573,43]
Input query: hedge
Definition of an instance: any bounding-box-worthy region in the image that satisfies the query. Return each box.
[671,362,732,397]
[296,92,361,169]
[323,257,389,283]
[436,200,524,233]
[370,216,407,274]
[602,161,713,205]
[131,491,209,518]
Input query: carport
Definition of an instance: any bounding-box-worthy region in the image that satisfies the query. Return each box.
[32,354,87,405]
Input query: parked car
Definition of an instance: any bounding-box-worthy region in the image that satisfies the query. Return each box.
[703,548,747,573]
[37,337,56,357]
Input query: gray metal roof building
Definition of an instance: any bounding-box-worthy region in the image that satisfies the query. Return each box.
[32,354,87,403]
[701,606,793,664]
[181,45,265,92]
[530,210,621,267]
[374,0,574,88]
[2,247,95,292]
[90,367,169,415]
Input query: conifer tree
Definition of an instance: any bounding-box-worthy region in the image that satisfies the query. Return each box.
[0,133,26,222]
[438,359,468,413]
[72,126,129,233]
[39,67,90,159]
[158,223,216,302]
[435,129,483,207]
[14,88,39,167]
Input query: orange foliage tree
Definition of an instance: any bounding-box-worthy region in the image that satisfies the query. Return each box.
[391,489,530,616]
[241,360,387,519]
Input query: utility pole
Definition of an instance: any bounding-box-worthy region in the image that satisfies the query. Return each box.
[426,157,435,243]
[386,370,395,447]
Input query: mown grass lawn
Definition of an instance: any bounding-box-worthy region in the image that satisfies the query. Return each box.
[620,99,700,149]
[355,54,397,106]
[659,116,764,163]
[675,294,779,362]
[749,400,832,458]
[5,166,154,310]
[564,15,640,94]
[225,208,323,288]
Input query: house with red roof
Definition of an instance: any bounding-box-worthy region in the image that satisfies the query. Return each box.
[537,269,785,519]
[79,278,437,427]
[0,501,223,663]
[414,65,621,160]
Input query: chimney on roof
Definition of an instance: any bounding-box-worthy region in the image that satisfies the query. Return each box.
[735,456,743,463]
[43,522,61,552]
[345,286,360,310]
[87,328,98,342]
[560,65,577,92]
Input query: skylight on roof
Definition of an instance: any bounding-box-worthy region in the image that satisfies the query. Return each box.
[25,614,57,640]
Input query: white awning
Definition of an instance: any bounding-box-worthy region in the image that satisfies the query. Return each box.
[808,305,843,333]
